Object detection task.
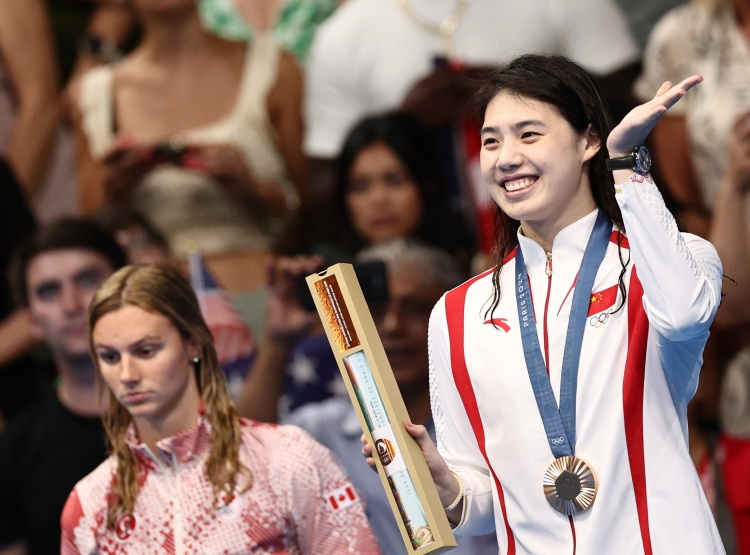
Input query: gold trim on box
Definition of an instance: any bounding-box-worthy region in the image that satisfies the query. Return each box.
[307,265,457,554]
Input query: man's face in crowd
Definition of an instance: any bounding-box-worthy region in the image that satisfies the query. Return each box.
[371,266,443,390]
[25,249,114,361]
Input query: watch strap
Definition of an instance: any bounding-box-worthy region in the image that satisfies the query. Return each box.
[605,155,635,171]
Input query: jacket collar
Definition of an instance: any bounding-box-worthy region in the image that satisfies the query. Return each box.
[126,415,212,470]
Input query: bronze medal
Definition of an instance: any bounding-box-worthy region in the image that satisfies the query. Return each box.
[543,455,598,515]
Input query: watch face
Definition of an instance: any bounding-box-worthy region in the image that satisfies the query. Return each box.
[635,146,651,173]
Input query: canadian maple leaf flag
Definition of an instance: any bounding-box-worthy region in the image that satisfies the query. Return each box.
[327,484,358,511]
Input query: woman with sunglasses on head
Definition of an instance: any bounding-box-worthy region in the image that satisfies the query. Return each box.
[61,263,378,554]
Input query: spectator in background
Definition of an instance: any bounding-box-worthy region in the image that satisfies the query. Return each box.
[62,263,378,554]
[0,0,59,197]
[0,158,38,423]
[258,112,476,415]
[635,0,750,237]
[335,112,475,264]
[63,1,136,102]
[300,0,641,248]
[611,0,688,50]
[635,0,750,525]
[238,239,499,554]
[64,0,341,73]
[0,218,126,555]
[72,0,305,295]
[710,110,750,555]
[712,112,750,332]
[284,111,475,270]
[198,0,340,61]
[0,0,79,222]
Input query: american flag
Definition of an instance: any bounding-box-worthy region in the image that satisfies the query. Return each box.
[189,252,255,399]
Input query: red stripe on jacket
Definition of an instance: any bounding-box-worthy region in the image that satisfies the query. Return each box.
[623,268,653,554]
[445,268,516,554]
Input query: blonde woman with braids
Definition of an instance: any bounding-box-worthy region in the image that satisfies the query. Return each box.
[60,263,378,554]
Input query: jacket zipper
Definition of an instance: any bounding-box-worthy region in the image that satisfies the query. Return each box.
[543,252,552,375]
[170,453,185,555]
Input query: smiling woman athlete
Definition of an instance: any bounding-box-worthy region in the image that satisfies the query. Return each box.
[363,54,726,554]
[61,263,378,554]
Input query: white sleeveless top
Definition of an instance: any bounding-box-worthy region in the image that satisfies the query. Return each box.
[78,34,293,256]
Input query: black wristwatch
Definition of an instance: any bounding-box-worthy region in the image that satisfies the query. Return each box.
[606,145,651,174]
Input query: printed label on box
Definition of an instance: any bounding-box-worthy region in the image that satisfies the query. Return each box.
[344,350,433,549]
[315,275,360,351]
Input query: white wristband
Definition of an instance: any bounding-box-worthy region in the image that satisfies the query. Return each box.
[443,471,464,511]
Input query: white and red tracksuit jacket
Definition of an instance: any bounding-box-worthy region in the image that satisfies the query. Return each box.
[61,418,379,554]
[429,175,726,554]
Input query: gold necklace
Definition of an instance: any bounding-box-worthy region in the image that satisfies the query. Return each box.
[393,0,473,56]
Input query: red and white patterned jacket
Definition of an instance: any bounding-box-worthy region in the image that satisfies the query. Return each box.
[61,418,379,554]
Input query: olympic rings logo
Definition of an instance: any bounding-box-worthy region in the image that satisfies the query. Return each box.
[589,312,610,328]
[551,437,565,446]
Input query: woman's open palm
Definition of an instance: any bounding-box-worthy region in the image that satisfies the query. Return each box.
[607,75,702,156]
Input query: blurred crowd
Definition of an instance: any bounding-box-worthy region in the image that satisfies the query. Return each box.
[0,0,748,553]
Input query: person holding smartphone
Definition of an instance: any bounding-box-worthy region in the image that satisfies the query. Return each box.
[72,0,305,295]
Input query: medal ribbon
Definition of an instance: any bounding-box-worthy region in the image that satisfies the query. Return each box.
[514,211,611,458]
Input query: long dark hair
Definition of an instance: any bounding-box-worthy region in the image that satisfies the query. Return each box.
[334,111,475,261]
[474,54,629,317]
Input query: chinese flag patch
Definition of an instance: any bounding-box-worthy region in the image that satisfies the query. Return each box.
[327,484,358,511]
[588,284,618,316]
